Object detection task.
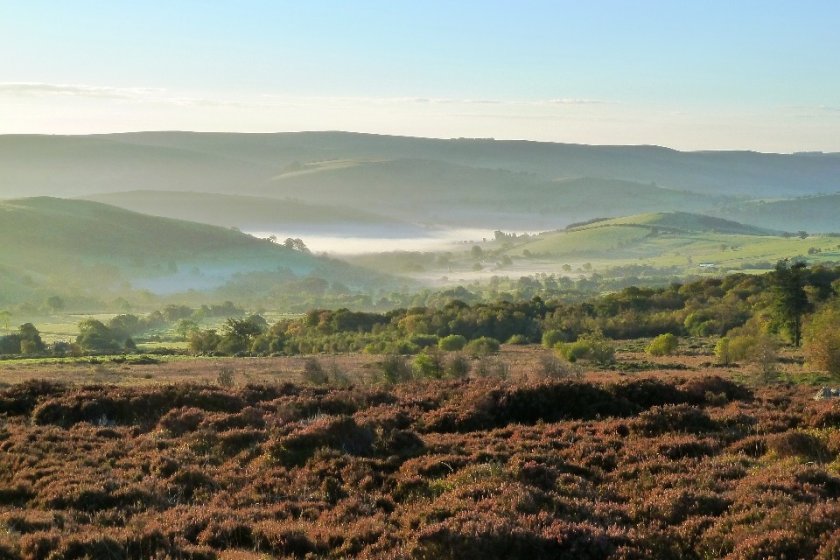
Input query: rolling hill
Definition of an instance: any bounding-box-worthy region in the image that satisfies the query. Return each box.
[344,210,840,286]
[258,159,727,228]
[571,212,777,236]
[714,194,840,233]
[494,212,771,260]
[64,163,730,231]
[494,212,839,271]
[99,131,840,197]
[81,190,421,235]
[0,134,273,198]
[0,197,392,307]
[3,131,839,234]
[2,131,838,199]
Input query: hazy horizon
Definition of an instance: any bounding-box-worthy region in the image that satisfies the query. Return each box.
[3,129,839,157]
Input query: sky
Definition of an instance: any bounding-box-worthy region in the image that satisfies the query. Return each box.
[1,0,839,152]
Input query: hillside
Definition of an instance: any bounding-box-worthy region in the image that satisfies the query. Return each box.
[0,197,391,306]
[506,212,776,259]
[495,212,837,270]
[571,212,777,236]
[261,158,551,227]
[715,194,840,233]
[106,131,840,197]
[0,132,840,226]
[547,178,720,219]
[82,190,420,235]
[0,135,273,198]
[65,162,726,231]
[259,159,727,228]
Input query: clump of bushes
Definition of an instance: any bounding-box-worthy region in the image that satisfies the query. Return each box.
[464,337,501,357]
[803,305,840,375]
[715,328,779,382]
[541,329,566,349]
[505,334,528,345]
[268,416,374,466]
[409,334,439,349]
[631,404,717,436]
[412,351,444,379]
[766,431,830,462]
[645,333,678,356]
[299,358,350,387]
[379,355,412,385]
[438,334,467,352]
[536,353,578,380]
[301,358,329,385]
[475,357,509,379]
[444,353,471,379]
[557,332,615,365]
[715,319,779,369]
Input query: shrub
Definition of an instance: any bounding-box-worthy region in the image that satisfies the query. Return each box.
[438,334,467,352]
[388,340,421,355]
[632,404,716,436]
[301,358,329,385]
[541,329,565,349]
[475,357,509,379]
[715,337,733,365]
[726,530,807,560]
[444,353,471,379]
[216,367,235,388]
[464,337,501,357]
[803,305,840,375]
[75,319,123,353]
[269,416,374,466]
[719,329,779,380]
[537,353,577,379]
[158,407,205,435]
[727,334,758,361]
[505,334,528,345]
[380,354,412,385]
[409,334,440,349]
[766,431,830,462]
[645,333,678,356]
[412,352,444,379]
[0,334,21,355]
[558,332,615,365]
[190,329,221,354]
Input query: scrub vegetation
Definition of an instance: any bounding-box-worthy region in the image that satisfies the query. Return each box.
[1,373,839,559]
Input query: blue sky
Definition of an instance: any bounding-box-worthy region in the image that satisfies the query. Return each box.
[1,1,838,151]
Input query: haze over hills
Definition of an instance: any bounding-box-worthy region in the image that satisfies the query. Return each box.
[95,131,840,198]
[0,197,392,307]
[713,194,840,233]
[2,131,840,234]
[82,190,422,236]
[78,163,727,231]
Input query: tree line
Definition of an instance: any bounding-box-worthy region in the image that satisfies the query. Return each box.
[183,262,840,363]
[3,262,840,376]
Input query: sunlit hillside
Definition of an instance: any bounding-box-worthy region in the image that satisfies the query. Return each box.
[0,197,394,307]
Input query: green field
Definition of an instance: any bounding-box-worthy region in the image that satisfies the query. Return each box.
[349,212,840,282]
[500,213,840,272]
